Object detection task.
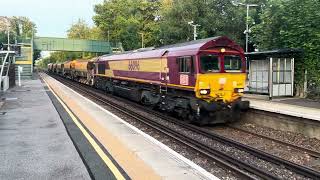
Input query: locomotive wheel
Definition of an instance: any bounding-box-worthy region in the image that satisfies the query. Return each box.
[231,104,241,122]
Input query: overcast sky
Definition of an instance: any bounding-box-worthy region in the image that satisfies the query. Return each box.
[1,0,103,37]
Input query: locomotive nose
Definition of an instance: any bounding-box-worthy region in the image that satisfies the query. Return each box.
[197,73,247,103]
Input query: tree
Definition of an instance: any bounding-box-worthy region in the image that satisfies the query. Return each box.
[251,0,320,97]
[156,0,249,46]
[67,19,92,39]
[93,0,161,50]
[0,16,36,45]
[10,16,36,39]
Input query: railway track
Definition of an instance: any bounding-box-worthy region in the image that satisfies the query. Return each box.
[228,125,320,159]
[46,73,320,179]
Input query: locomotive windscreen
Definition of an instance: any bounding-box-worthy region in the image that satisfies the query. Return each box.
[224,55,242,71]
[200,55,220,73]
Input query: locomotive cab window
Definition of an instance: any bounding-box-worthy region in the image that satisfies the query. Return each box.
[200,54,220,73]
[224,55,242,71]
[178,56,193,73]
[98,63,106,74]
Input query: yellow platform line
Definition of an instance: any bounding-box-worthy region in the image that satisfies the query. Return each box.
[41,75,126,180]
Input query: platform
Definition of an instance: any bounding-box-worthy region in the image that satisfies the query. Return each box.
[243,94,320,121]
[40,73,217,180]
[0,79,90,179]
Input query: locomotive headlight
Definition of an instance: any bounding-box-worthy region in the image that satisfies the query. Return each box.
[234,88,244,93]
[200,89,210,95]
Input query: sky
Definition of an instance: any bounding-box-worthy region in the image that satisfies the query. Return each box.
[1,0,104,37]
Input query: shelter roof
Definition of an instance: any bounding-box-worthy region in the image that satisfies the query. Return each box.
[245,49,303,60]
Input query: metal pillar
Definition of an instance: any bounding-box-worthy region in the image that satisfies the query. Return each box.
[188,21,200,40]
[268,57,273,100]
[245,5,249,53]
[231,2,258,52]
[0,52,9,90]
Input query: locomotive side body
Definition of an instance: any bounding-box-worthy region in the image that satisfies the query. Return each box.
[93,36,249,124]
[50,36,249,124]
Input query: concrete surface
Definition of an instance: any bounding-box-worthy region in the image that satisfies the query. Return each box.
[273,98,320,109]
[0,79,90,180]
[243,96,320,121]
[42,73,217,180]
[240,109,320,139]
[244,94,320,109]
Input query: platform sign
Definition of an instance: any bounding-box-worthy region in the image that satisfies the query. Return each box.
[180,74,189,85]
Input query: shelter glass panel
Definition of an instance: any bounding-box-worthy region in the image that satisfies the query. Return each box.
[248,60,269,94]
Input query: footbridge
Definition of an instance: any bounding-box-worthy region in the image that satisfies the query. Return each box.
[16,37,123,79]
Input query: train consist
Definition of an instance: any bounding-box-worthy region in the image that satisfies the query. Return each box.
[48,36,249,125]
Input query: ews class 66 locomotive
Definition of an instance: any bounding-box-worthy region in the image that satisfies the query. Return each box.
[50,36,249,125]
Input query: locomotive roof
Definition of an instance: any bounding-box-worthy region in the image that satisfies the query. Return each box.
[98,36,243,62]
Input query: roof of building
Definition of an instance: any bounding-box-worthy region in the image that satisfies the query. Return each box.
[98,36,243,62]
[245,48,303,59]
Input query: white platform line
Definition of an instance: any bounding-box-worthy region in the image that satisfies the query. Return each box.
[46,74,219,180]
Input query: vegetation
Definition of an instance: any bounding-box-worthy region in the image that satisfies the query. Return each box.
[0,16,40,67]
[93,0,161,50]
[91,0,320,97]
[0,16,36,44]
[251,0,320,97]
[39,0,320,97]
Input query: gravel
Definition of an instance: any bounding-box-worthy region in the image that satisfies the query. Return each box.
[89,92,310,179]
[235,123,320,153]
[210,125,320,171]
[98,103,241,180]
[57,76,316,179]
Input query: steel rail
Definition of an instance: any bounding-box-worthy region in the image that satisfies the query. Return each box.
[47,74,278,180]
[228,125,320,159]
[144,105,320,180]
[48,73,320,179]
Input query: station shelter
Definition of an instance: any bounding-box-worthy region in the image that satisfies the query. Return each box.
[245,49,302,99]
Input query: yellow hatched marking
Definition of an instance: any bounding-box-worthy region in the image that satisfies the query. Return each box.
[42,75,126,180]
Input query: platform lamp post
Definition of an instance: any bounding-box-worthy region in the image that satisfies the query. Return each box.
[188,21,200,40]
[139,32,145,48]
[231,1,258,52]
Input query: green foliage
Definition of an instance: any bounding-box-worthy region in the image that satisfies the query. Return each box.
[93,0,161,50]
[92,0,261,50]
[251,0,320,96]
[11,16,37,39]
[0,16,36,44]
[157,0,247,45]
[67,19,92,39]
[67,19,104,40]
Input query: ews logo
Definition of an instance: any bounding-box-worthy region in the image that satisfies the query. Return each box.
[128,60,140,71]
